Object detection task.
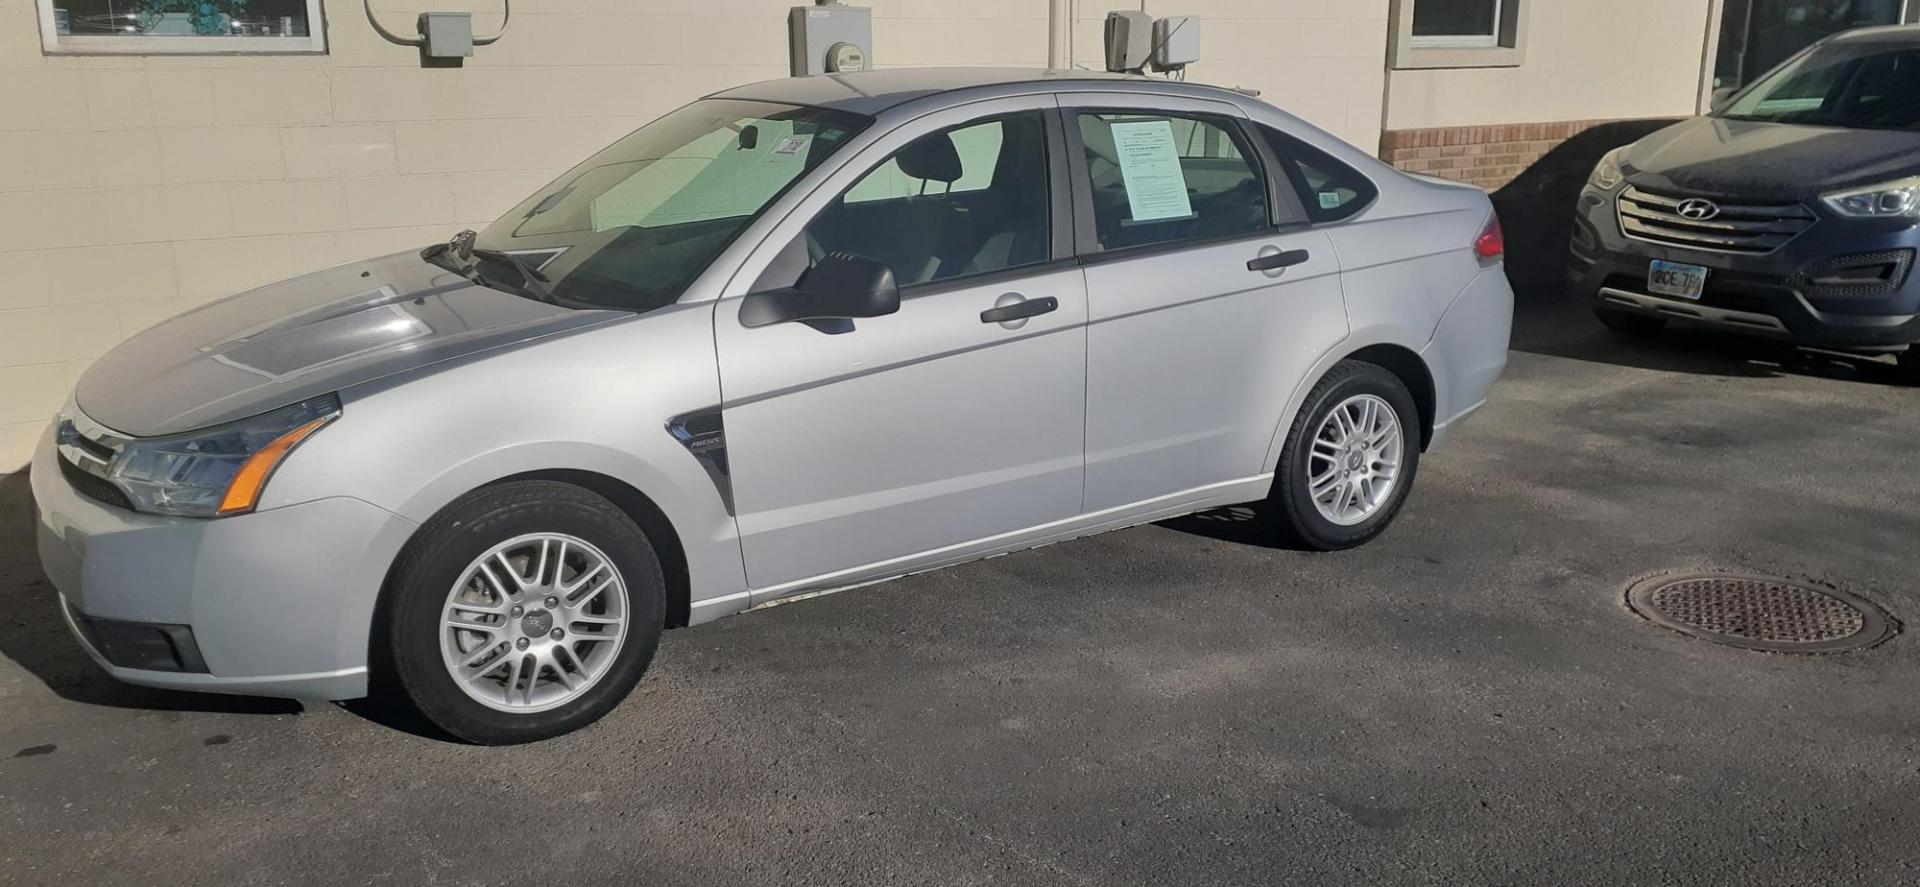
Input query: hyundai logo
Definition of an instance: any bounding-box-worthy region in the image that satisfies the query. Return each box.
[1676,198,1721,221]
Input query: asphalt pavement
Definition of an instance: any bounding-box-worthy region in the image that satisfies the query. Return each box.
[3,287,1918,886]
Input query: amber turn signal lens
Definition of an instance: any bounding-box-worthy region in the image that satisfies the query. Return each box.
[216,415,336,515]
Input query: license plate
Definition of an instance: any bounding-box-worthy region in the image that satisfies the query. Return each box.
[1648,260,1708,300]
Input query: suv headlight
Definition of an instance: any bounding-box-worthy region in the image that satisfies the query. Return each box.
[1821,176,1920,219]
[111,395,341,518]
[1587,147,1628,192]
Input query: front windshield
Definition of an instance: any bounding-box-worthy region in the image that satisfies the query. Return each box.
[472,98,870,312]
[1721,39,1920,131]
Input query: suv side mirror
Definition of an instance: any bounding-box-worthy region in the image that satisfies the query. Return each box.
[1709,87,1738,112]
[740,252,901,328]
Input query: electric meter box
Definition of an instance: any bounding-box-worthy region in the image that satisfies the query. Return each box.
[789,5,873,76]
[1103,11,1152,73]
[1152,16,1202,71]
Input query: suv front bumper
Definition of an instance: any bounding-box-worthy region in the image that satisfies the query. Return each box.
[1569,186,1920,351]
[31,420,417,700]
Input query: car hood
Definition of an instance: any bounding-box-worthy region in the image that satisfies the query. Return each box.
[77,251,626,437]
[1625,116,1920,200]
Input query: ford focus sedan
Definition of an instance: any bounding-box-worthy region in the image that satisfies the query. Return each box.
[34,69,1512,743]
[1571,25,1920,379]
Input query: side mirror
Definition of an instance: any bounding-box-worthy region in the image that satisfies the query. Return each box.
[1709,87,1738,112]
[739,252,901,328]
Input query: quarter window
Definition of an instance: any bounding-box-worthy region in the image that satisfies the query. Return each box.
[1260,127,1378,224]
[780,112,1053,289]
[37,0,326,53]
[1075,111,1271,252]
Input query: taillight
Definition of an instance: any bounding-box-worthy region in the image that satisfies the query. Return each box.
[1474,216,1505,260]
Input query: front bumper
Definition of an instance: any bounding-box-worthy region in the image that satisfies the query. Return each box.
[1569,186,1920,351]
[31,420,417,700]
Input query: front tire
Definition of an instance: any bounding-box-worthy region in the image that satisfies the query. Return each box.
[1269,361,1422,551]
[378,480,665,744]
[1594,304,1668,336]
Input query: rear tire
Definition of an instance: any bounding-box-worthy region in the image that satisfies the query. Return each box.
[1594,305,1668,336]
[376,480,664,745]
[1269,361,1422,552]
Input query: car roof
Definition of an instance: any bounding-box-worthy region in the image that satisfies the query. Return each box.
[709,67,1243,117]
[1826,23,1920,45]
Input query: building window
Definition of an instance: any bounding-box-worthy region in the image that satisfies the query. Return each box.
[1412,0,1503,48]
[1391,0,1527,69]
[36,0,326,54]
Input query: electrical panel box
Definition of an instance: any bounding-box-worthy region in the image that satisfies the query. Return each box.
[789,5,874,76]
[420,12,475,59]
[1152,16,1202,71]
[1103,11,1152,73]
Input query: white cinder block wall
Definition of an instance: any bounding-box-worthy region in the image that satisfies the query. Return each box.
[0,0,1389,470]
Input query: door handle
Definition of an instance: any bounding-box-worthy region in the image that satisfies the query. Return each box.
[1247,248,1311,273]
[980,296,1058,325]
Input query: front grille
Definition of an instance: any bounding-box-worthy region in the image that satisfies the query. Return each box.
[1617,186,1815,254]
[58,453,133,510]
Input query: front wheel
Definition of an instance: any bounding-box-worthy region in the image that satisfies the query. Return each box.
[1269,361,1422,551]
[377,480,665,744]
[1594,304,1668,336]
[1898,348,1920,386]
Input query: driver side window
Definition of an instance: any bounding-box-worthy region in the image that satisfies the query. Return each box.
[756,112,1052,292]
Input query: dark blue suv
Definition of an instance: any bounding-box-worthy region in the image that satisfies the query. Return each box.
[1570,25,1920,378]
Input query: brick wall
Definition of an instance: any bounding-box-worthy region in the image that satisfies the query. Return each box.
[1378,119,1625,192]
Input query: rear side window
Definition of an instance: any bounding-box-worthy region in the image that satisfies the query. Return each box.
[1260,126,1377,224]
[1075,111,1271,251]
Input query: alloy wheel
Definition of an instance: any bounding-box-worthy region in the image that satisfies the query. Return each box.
[438,532,629,713]
[1307,394,1404,526]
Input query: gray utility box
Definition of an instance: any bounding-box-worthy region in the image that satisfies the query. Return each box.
[420,12,475,59]
[789,4,873,76]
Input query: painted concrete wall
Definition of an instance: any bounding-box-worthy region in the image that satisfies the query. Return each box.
[0,0,1390,469]
[1384,0,1715,132]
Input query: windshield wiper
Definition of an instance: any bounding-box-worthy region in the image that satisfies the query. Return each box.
[422,231,559,304]
[470,248,557,303]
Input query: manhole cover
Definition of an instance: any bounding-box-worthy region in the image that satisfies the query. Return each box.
[1625,573,1895,653]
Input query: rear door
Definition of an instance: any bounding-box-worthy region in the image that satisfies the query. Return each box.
[1059,93,1349,512]
[713,97,1088,598]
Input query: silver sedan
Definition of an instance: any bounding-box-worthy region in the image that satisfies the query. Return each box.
[33,69,1513,743]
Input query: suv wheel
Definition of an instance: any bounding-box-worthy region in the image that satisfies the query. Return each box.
[1269,360,1422,551]
[1898,349,1920,386]
[378,480,664,744]
[1594,305,1668,336]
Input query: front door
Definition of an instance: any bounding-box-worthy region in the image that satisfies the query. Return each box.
[714,100,1087,597]
[1060,96,1349,513]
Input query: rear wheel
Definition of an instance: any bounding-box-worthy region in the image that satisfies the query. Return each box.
[378,480,664,744]
[1594,304,1668,336]
[1269,361,1422,551]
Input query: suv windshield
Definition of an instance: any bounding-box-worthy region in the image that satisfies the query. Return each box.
[471,98,870,312]
[1721,38,1920,131]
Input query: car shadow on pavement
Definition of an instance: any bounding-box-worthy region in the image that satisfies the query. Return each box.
[0,470,301,715]
[1157,503,1308,550]
[1509,282,1912,386]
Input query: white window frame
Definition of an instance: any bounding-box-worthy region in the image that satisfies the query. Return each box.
[1389,0,1528,70]
[35,0,327,54]
[1409,0,1503,49]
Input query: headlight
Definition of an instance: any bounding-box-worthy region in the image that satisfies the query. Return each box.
[1821,176,1920,219]
[111,395,341,517]
[1587,147,1628,192]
